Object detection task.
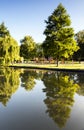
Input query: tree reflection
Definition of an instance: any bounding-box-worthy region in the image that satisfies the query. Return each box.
[75,73,84,96]
[20,70,35,91]
[65,72,84,96]
[20,69,44,91]
[42,71,79,128]
[0,68,20,106]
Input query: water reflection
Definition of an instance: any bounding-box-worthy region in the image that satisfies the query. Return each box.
[75,73,84,96]
[20,70,36,91]
[20,69,44,91]
[42,71,79,128]
[0,68,20,106]
[62,72,84,96]
[0,68,84,130]
[0,68,45,106]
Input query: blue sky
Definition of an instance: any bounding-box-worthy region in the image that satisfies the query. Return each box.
[0,0,84,44]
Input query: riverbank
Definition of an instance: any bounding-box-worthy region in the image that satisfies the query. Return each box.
[9,63,84,72]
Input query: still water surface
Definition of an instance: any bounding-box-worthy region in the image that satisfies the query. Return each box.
[0,68,84,130]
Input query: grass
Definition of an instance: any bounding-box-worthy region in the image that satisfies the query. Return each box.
[9,62,84,71]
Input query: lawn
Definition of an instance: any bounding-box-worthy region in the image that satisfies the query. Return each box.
[9,62,84,71]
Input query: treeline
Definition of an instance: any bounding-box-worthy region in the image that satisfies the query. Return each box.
[0,22,19,65]
[0,3,84,66]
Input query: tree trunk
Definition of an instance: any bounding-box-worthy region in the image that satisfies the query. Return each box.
[56,58,59,67]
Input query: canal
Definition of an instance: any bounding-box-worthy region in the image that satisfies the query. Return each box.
[0,68,84,130]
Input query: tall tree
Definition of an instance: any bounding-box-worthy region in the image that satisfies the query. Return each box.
[20,36,36,60]
[0,22,10,37]
[0,36,19,65]
[0,22,10,63]
[42,3,79,66]
[0,22,19,65]
[35,43,44,58]
[73,30,84,61]
[8,37,20,63]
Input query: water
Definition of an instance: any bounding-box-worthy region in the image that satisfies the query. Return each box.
[0,68,84,130]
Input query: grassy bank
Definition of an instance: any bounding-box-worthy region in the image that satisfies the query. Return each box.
[9,63,84,71]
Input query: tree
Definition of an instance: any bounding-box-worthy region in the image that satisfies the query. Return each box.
[8,37,20,63]
[42,3,79,66]
[0,22,19,65]
[35,43,44,58]
[0,22,10,64]
[0,36,19,65]
[73,30,84,61]
[20,35,36,60]
[0,22,10,37]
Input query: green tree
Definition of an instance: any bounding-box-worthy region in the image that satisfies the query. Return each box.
[8,37,20,63]
[0,22,10,64]
[0,36,19,65]
[20,35,36,60]
[73,30,84,61]
[0,22,19,65]
[0,22,10,37]
[34,43,44,63]
[42,3,79,66]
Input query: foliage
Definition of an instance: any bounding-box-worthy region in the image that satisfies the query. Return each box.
[73,30,84,61]
[34,43,44,58]
[8,37,20,63]
[0,22,10,37]
[20,35,36,60]
[42,3,79,66]
[0,22,19,65]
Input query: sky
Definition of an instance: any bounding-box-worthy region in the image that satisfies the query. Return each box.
[0,0,84,44]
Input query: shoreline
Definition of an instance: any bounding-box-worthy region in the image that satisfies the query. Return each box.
[9,63,84,72]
